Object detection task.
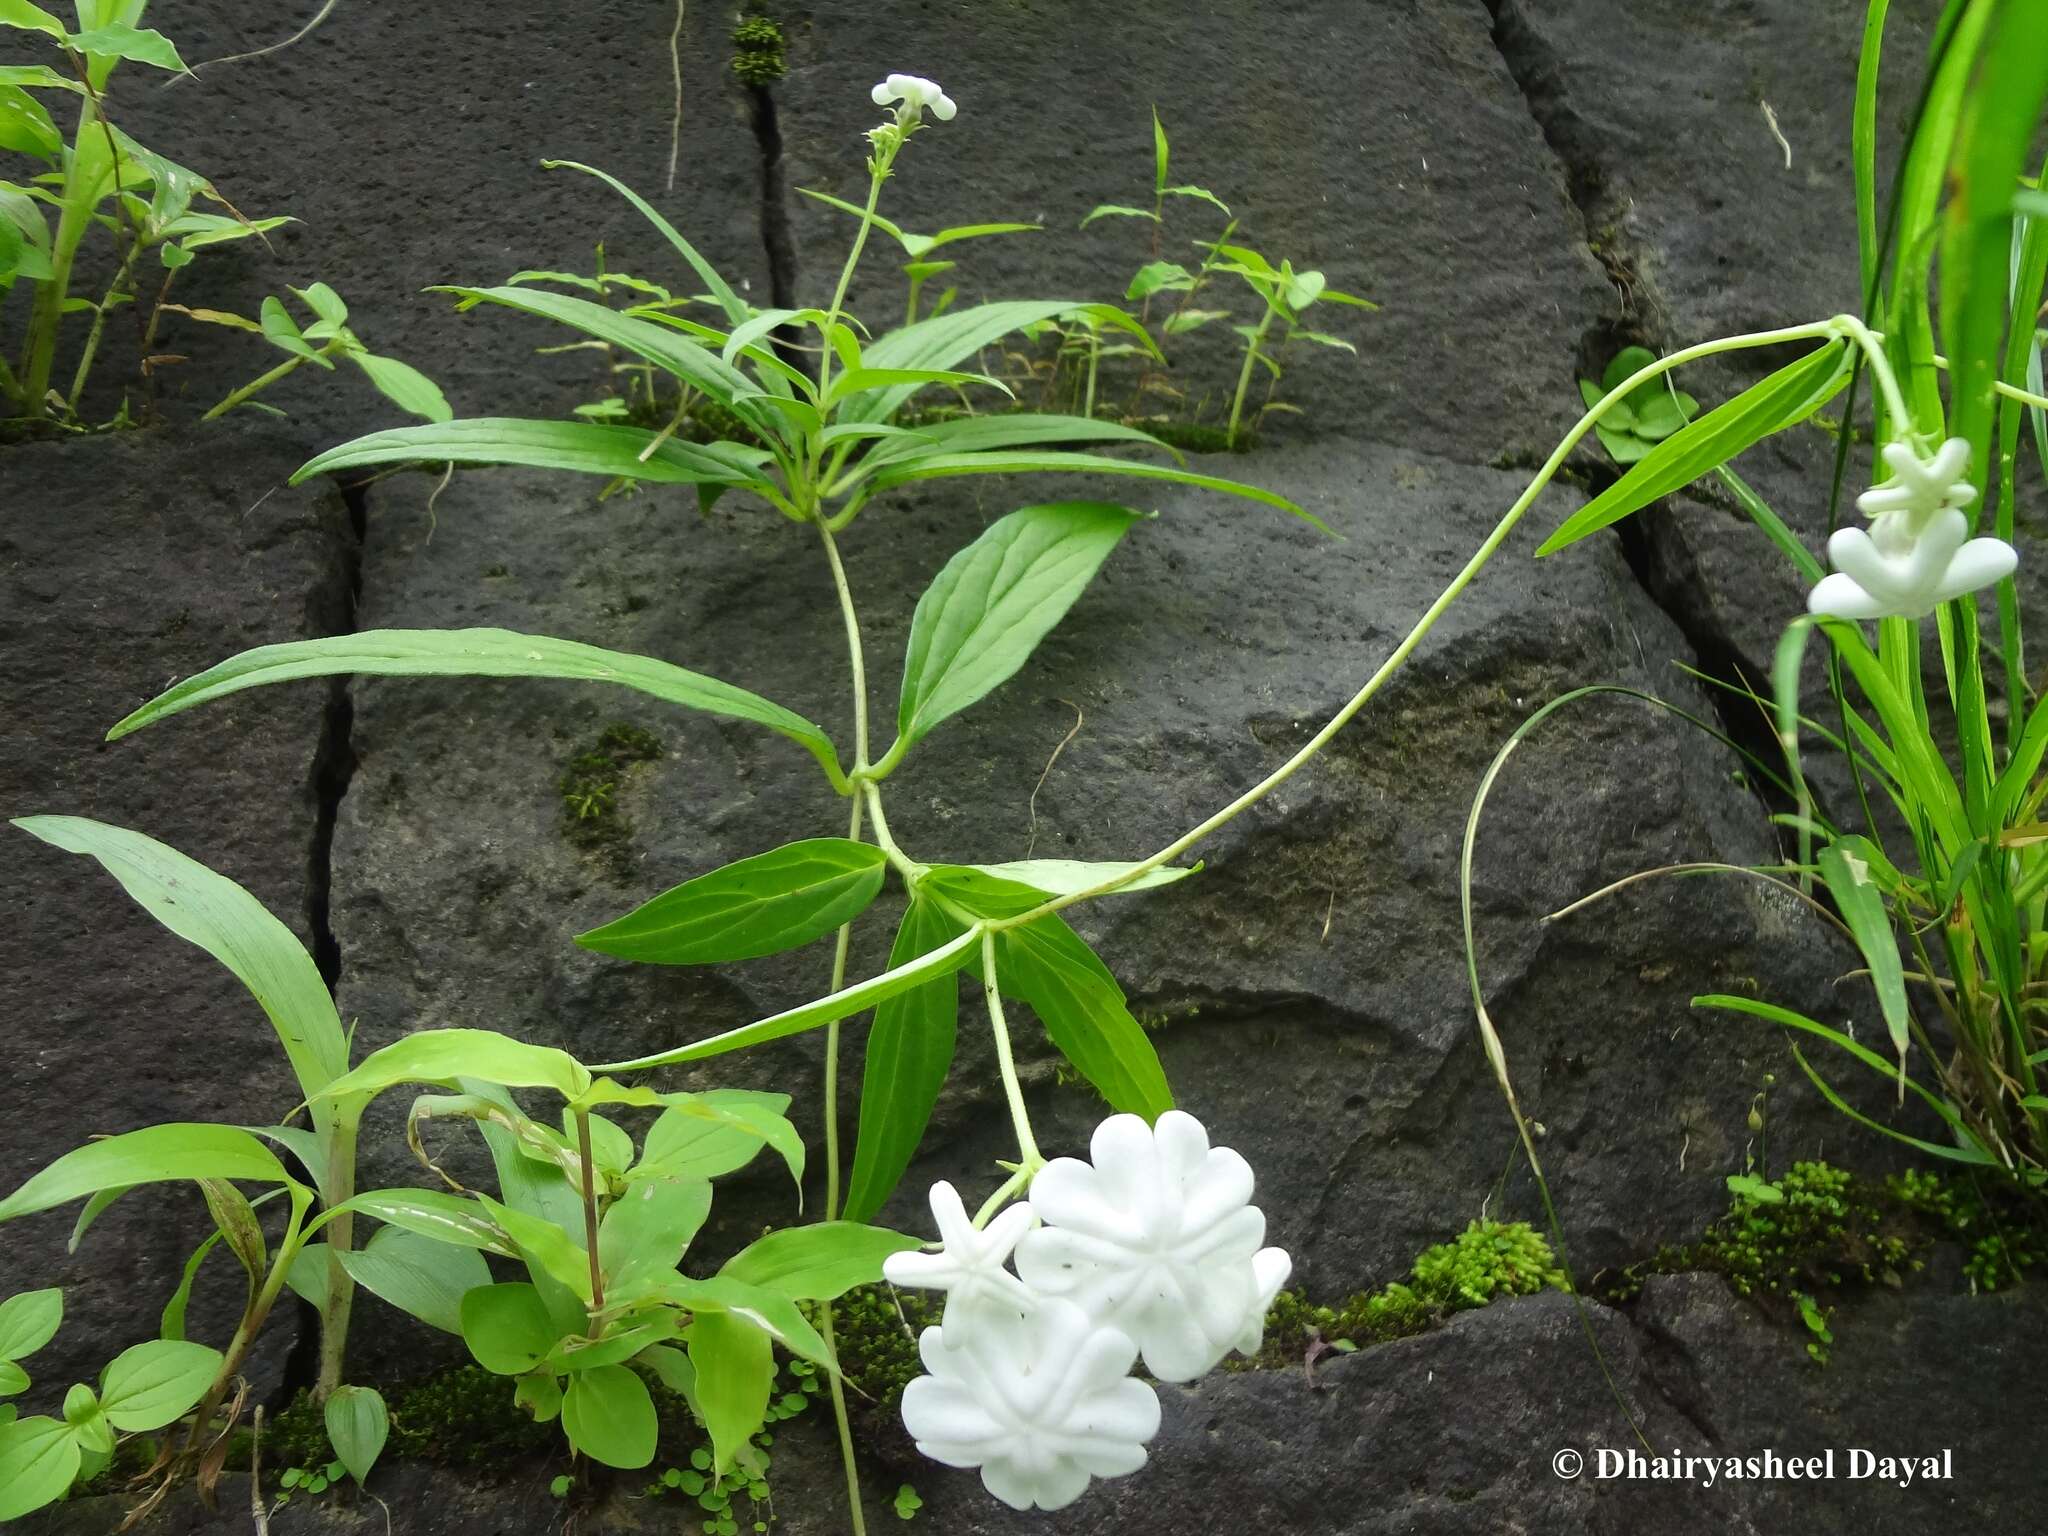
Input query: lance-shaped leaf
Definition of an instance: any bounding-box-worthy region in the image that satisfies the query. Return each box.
[967,859,1195,900]
[1537,342,1852,555]
[1815,836,1912,1068]
[97,1340,222,1432]
[592,925,984,1073]
[317,1028,591,1108]
[322,1189,517,1258]
[105,627,844,788]
[0,1414,77,1523]
[894,502,1141,752]
[864,450,1315,527]
[685,1310,773,1474]
[630,1090,796,1183]
[844,898,964,1223]
[578,839,889,965]
[541,159,750,326]
[995,916,1173,1120]
[719,1221,920,1301]
[0,1126,290,1222]
[0,1290,61,1372]
[11,818,348,1131]
[337,1229,491,1335]
[852,412,1172,473]
[292,417,769,489]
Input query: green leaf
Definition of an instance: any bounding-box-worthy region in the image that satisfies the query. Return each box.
[562,1363,657,1470]
[989,918,1173,1121]
[199,1178,268,1284]
[634,1091,793,1181]
[1537,341,1851,555]
[260,295,330,366]
[479,1197,595,1303]
[11,818,349,1125]
[577,839,887,965]
[854,413,1171,471]
[324,1188,517,1257]
[65,22,187,72]
[107,627,842,787]
[864,450,1316,529]
[1164,184,1230,215]
[540,161,750,327]
[598,1175,711,1297]
[62,1383,110,1455]
[0,1361,26,1396]
[1127,261,1195,302]
[685,1311,774,1474]
[0,1415,79,1522]
[292,281,348,328]
[323,1386,388,1486]
[594,925,983,1073]
[895,503,1142,751]
[1816,836,1912,1066]
[825,365,1012,408]
[98,1339,222,1432]
[967,860,1194,899]
[0,85,58,158]
[1152,106,1170,193]
[844,899,963,1223]
[920,221,1041,254]
[1080,204,1160,227]
[318,1028,590,1107]
[460,1283,558,1376]
[718,1223,920,1300]
[848,301,1143,424]
[0,2,64,39]
[337,1228,492,1334]
[350,352,452,422]
[513,1370,562,1422]
[0,1125,289,1222]
[294,416,767,490]
[0,1289,61,1365]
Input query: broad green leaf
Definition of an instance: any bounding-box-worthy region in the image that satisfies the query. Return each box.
[11,818,348,1124]
[0,1415,78,1522]
[513,1371,562,1422]
[0,1361,25,1395]
[98,1339,222,1432]
[107,627,843,787]
[844,899,963,1223]
[0,1290,61,1365]
[597,1175,711,1297]
[465,1084,587,1335]
[1815,836,1911,1066]
[336,1228,491,1334]
[283,1242,331,1310]
[0,1125,288,1222]
[637,1343,696,1403]
[855,412,1171,471]
[479,1197,594,1303]
[633,1090,793,1182]
[541,160,750,326]
[1165,184,1230,215]
[460,1283,558,1376]
[1127,260,1195,301]
[968,860,1194,899]
[895,502,1141,750]
[848,301,1135,423]
[317,1028,590,1107]
[561,1363,657,1469]
[0,85,57,158]
[260,295,329,366]
[918,221,1040,254]
[863,450,1316,528]
[292,281,348,328]
[988,917,1173,1121]
[718,1222,919,1301]
[324,1385,388,1486]
[65,23,186,73]
[685,1310,775,1474]
[668,1276,833,1367]
[323,1188,517,1257]
[350,352,452,422]
[577,839,887,965]
[0,3,64,39]
[823,365,1011,408]
[1537,342,1851,555]
[293,416,768,489]
[585,1086,806,1193]
[593,926,983,1073]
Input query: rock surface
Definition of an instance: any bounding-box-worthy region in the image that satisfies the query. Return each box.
[0,422,353,1392]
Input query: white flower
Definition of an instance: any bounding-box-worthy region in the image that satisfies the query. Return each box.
[871,72,956,122]
[883,1180,1036,1345]
[1809,439,2015,620]
[899,1298,1161,1511]
[1016,1111,1292,1382]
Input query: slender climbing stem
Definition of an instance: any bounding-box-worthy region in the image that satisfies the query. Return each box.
[980,928,1043,1170]
[575,1109,605,1322]
[980,319,1843,934]
[817,519,870,773]
[815,147,895,411]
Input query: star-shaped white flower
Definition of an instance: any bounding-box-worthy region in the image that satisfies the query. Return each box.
[1855,437,1976,523]
[1015,1111,1292,1382]
[899,1298,1161,1511]
[883,1180,1035,1344]
[871,72,956,122]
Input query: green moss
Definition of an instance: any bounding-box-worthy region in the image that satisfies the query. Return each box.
[833,1285,938,1425]
[266,1365,556,1475]
[731,18,787,87]
[1688,1161,1917,1298]
[1888,1166,2044,1292]
[559,722,665,859]
[1243,1220,1563,1369]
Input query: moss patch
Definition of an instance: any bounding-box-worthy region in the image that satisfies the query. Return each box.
[730,17,787,87]
[559,722,665,868]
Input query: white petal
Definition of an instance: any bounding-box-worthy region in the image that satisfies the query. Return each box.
[1236,1246,1293,1353]
[870,80,894,106]
[1152,1110,1212,1183]
[1136,1293,1228,1381]
[931,92,957,120]
[884,1248,959,1290]
[1029,1157,1125,1238]
[926,1180,974,1249]
[979,1198,1037,1262]
[1179,1147,1255,1233]
[1932,536,2018,603]
[1808,571,1891,620]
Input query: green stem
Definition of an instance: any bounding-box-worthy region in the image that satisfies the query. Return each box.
[1083,329,1100,420]
[313,1116,360,1401]
[65,240,141,412]
[979,928,1043,1170]
[815,150,894,414]
[1226,308,1274,448]
[575,1108,605,1324]
[19,94,106,419]
[985,319,1842,933]
[184,1183,314,1458]
[201,339,343,422]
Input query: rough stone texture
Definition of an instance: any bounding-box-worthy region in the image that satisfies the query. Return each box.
[314,435,1883,1394]
[0,421,352,1393]
[777,0,1614,464]
[61,0,771,437]
[32,1277,2046,1535]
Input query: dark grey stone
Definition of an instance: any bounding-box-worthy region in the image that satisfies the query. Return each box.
[0,421,352,1395]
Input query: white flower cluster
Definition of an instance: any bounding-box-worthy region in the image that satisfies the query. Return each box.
[885,1111,1290,1511]
[871,72,957,123]
[1808,437,2017,620]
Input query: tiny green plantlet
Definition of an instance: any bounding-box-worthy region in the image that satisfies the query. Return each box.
[1578,345,1698,464]
[798,188,1041,325]
[1196,237,1376,448]
[178,281,449,423]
